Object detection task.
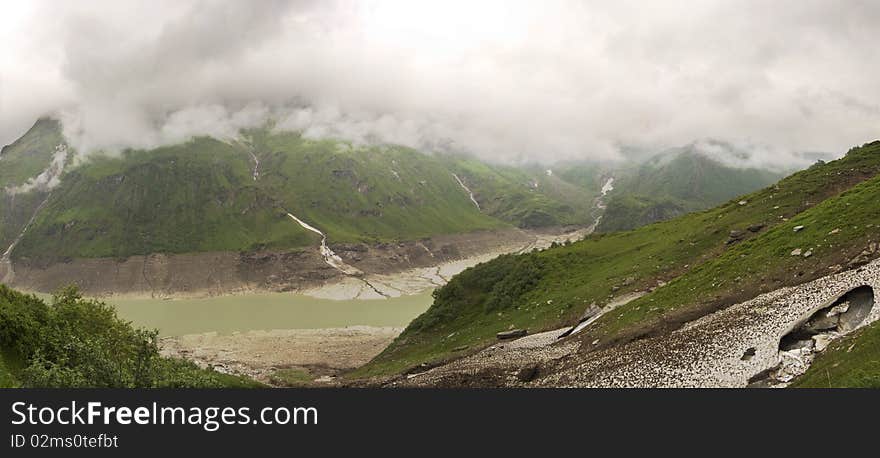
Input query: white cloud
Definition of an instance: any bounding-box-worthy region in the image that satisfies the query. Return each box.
[2,0,879,164]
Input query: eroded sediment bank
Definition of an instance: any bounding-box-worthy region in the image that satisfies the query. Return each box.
[7,226,586,300]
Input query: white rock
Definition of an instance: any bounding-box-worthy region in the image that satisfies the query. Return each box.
[791,248,803,256]
[793,225,805,232]
[813,334,834,352]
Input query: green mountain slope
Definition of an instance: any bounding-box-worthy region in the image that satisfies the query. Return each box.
[438,156,601,228]
[357,141,880,378]
[0,119,68,253]
[3,122,603,262]
[598,148,785,232]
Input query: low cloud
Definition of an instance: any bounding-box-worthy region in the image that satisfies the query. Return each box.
[2,0,880,165]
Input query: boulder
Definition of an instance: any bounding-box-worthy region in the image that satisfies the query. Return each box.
[793,225,805,232]
[827,302,850,317]
[813,334,834,352]
[497,329,527,340]
[790,248,803,256]
[804,314,838,333]
[727,230,747,244]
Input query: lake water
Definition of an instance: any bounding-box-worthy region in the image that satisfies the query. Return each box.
[100,291,434,337]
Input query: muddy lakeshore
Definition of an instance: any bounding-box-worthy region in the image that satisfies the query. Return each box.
[159,326,402,385]
[7,227,582,299]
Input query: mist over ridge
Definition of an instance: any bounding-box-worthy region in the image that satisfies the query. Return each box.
[3,0,880,166]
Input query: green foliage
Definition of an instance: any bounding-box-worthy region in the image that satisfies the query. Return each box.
[0,285,261,388]
[356,141,880,378]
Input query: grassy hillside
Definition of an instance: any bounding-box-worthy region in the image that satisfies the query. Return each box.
[13,136,318,260]
[439,155,600,228]
[0,119,67,252]
[0,285,260,388]
[791,319,880,388]
[254,132,505,244]
[598,151,784,232]
[6,124,605,261]
[356,141,880,378]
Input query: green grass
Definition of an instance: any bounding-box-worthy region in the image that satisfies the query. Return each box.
[791,319,880,388]
[354,141,880,378]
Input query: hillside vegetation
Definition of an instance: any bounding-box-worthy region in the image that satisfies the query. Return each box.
[2,121,605,261]
[598,150,784,232]
[0,285,260,388]
[439,155,602,228]
[357,141,880,378]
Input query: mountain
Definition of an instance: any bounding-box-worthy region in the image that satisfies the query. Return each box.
[356,141,880,381]
[0,119,604,294]
[437,156,602,229]
[596,143,787,232]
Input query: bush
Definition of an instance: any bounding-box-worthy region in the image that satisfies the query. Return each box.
[0,285,255,388]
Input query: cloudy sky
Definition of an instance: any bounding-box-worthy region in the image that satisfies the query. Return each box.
[1,0,879,165]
